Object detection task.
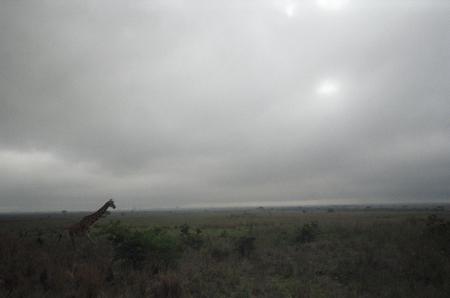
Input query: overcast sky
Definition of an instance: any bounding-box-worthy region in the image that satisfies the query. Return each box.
[0,0,449,211]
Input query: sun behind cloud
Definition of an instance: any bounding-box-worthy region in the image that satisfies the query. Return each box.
[317,0,350,10]
[316,79,340,96]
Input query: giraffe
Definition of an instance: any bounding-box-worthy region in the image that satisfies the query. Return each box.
[60,199,116,246]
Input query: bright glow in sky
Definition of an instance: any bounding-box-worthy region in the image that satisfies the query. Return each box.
[317,0,350,10]
[284,0,349,18]
[285,3,296,17]
[316,80,340,96]
[282,0,297,17]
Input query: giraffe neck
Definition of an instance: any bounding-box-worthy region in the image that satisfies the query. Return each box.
[93,202,110,217]
[82,202,111,227]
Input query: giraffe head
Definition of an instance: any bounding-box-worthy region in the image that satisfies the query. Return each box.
[107,199,116,209]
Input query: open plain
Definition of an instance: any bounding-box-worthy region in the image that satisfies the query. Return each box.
[1,205,449,297]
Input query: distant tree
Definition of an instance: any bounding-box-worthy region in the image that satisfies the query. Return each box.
[295,222,320,244]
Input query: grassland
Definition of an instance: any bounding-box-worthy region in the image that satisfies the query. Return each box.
[0,206,449,297]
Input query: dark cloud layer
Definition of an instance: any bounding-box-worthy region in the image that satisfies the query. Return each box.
[0,0,449,211]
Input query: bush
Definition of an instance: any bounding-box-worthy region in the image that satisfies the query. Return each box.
[98,221,180,271]
[295,222,320,244]
[209,240,232,261]
[235,236,256,257]
[179,223,204,250]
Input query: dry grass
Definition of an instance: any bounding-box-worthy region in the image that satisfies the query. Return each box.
[0,208,449,297]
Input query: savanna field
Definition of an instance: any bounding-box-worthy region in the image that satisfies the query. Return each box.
[1,207,449,298]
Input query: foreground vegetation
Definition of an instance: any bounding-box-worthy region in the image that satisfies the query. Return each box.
[1,207,449,297]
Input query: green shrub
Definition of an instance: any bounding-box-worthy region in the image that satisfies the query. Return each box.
[295,221,320,244]
[98,221,180,271]
[179,223,204,250]
[209,240,232,261]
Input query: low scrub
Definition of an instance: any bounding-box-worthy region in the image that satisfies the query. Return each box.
[295,221,320,244]
[98,221,180,271]
[178,223,204,250]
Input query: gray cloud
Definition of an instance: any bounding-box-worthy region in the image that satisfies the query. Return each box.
[0,0,449,211]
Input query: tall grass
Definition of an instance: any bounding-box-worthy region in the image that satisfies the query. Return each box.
[0,210,449,297]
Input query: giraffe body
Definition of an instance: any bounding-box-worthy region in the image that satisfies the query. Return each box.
[63,199,116,245]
